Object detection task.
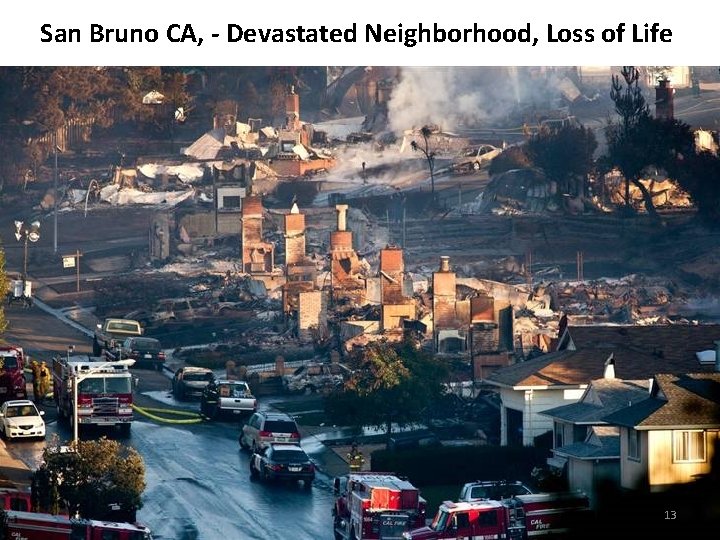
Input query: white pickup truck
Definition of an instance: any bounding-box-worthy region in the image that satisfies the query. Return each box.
[93,318,143,356]
[200,379,257,419]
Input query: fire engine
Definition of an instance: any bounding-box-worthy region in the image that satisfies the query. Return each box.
[52,355,135,436]
[0,487,31,512]
[402,491,593,540]
[2,509,152,540]
[333,472,427,540]
[0,345,28,404]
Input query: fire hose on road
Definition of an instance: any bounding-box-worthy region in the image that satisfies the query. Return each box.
[132,404,205,424]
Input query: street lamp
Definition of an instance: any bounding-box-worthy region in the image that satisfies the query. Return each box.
[22,121,60,252]
[14,220,41,292]
[72,358,135,445]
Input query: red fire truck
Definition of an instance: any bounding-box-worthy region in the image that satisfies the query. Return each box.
[403,491,593,540]
[2,509,152,539]
[0,345,28,404]
[0,487,31,512]
[333,472,427,540]
[52,355,135,436]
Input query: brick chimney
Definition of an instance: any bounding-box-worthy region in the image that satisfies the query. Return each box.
[286,85,300,131]
[655,78,674,120]
[284,203,306,267]
[603,353,615,379]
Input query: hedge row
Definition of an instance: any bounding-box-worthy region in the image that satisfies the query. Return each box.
[370,445,548,487]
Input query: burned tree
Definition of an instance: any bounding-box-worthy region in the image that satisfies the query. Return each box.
[603,66,693,220]
[411,125,437,196]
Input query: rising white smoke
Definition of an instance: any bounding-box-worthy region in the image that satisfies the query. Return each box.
[387,67,576,133]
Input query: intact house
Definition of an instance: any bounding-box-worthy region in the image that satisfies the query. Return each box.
[539,370,652,508]
[541,367,720,507]
[603,371,720,493]
[482,324,720,447]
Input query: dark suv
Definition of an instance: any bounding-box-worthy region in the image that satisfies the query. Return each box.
[118,337,165,371]
[239,411,301,452]
[172,367,215,400]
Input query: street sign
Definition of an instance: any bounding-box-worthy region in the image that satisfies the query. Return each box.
[62,256,76,268]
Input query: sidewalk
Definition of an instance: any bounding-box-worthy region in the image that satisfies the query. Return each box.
[0,440,33,491]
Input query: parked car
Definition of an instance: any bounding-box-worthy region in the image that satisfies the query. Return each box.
[200,379,257,419]
[0,400,45,441]
[453,144,502,171]
[282,362,352,394]
[239,411,301,452]
[249,443,315,487]
[117,336,166,371]
[172,367,215,400]
[458,480,534,502]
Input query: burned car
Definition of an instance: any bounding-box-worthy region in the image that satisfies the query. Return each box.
[452,144,502,172]
[282,362,352,394]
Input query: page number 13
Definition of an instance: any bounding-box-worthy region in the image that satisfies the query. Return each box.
[665,510,677,520]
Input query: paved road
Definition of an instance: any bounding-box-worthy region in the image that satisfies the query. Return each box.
[2,300,343,540]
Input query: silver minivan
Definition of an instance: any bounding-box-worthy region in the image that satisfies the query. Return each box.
[239,411,300,452]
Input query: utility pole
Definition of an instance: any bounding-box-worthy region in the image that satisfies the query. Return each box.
[53,132,59,253]
[75,249,82,292]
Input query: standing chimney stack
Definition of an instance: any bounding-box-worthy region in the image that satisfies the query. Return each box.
[335,204,349,231]
[655,78,675,120]
[603,353,616,379]
[439,256,450,272]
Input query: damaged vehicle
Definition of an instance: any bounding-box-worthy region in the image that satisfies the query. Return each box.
[172,366,215,400]
[282,362,353,394]
[452,144,502,172]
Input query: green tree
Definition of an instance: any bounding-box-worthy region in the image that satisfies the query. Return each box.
[525,123,597,196]
[0,67,191,191]
[32,437,146,521]
[325,340,448,445]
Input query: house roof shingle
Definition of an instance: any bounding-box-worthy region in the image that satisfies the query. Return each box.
[486,325,720,388]
[603,373,720,429]
[554,426,620,460]
[541,379,651,422]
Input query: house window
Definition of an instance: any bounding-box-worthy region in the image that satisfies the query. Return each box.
[554,422,563,448]
[222,195,241,209]
[628,428,640,460]
[673,430,706,463]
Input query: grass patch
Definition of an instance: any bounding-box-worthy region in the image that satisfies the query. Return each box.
[271,397,328,427]
[271,397,325,415]
[417,484,460,518]
[290,411,327,426]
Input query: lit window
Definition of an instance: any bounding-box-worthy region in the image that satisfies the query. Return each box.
[673,430,706,463]
[628,428,640,460]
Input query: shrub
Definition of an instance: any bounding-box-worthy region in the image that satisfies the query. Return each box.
[370,445,548,487]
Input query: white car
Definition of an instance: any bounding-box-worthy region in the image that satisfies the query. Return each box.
[0,400,46,441]
[454,144,502,171]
